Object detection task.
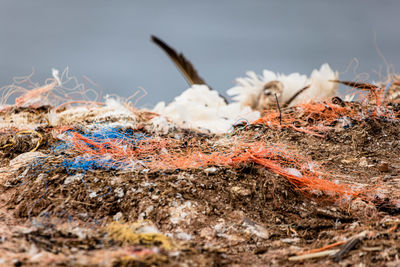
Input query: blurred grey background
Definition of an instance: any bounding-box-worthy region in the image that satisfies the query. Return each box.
[0,0,399,107]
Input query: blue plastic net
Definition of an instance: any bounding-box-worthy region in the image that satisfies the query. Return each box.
[52,126,149,172]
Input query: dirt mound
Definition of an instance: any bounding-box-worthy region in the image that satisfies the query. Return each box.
[1,92,400,266]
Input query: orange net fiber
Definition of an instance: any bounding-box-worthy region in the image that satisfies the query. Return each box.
[61,126,361,200]
[254,90,399,138]
[252,101,355,137]
[156,142,360,199]
[15,82,57,107]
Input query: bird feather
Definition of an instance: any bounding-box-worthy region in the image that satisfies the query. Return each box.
[283,85,310,108]
[151,35,207,86]
[151,35,228,103]
[330,80,378,91]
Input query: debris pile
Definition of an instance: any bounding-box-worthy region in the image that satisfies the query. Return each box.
[1,69,400,266]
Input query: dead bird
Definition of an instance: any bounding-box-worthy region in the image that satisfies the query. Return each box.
[151,35,339,111]
[151,36,339,134]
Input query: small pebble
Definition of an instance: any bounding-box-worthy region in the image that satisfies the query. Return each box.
[113,212,123,221]
[205,167,218,174]
[378,162,389,172]
[176,232,192,241]
[64,173,84,185]
[114,188,124,198]
[231,186,251,197]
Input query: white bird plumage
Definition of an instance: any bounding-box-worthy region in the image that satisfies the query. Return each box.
[153,64,339,134]
[227,63,338,109]
[153,85,260,134]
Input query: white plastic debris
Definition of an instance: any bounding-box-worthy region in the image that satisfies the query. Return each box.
[242,218,270,239]
[9,152,47,169]
[113,212,123,221]
[176,232,193,241]
[54,96,137,127]
[147,116,176,134]
[169,201,197,224]
[52,68,62,86]
[64,173,84,185]
[286,168,303,178]
[204,167,218,174]
[114,187,125,198]
[135,224,159,234]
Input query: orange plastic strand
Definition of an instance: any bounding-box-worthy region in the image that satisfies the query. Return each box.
[16,82,56,106]
[297,241,346,256]
[55,100,105,111]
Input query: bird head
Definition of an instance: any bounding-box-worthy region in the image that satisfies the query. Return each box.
[256,81,283,110]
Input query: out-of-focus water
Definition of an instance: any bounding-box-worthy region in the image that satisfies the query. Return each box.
[0,0,399,107]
